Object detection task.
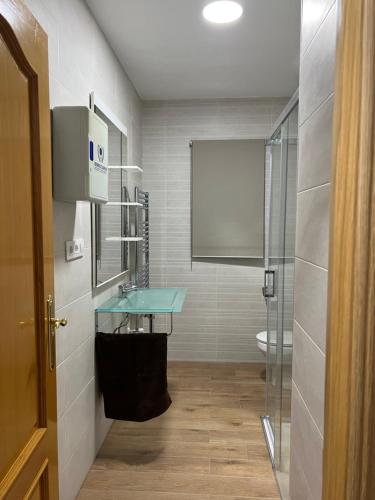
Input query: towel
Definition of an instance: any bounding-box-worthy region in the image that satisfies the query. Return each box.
[95,332,172,421]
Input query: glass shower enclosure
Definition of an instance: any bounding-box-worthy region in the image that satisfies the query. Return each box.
[262,97,298,499]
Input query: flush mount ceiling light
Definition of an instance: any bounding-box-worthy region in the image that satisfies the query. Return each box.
[203,1,243,24]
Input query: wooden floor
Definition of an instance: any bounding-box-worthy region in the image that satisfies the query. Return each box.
[78,362,280,500]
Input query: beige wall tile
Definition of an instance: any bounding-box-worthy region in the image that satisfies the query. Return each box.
[57,337,95,418]
[301,0,336,55]
[290,448,314,500]
[294,258,328,353]
[290,382,323,500]
[299,3,337,124]
[298,95,334,191]
[296,184,331,269]
[292,321,326,434]
[291,3,338,497]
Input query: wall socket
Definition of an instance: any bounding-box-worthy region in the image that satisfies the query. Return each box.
[65,238,84,261]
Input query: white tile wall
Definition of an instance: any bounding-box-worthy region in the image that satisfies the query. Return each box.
[292,321,326,434]
[290,1,339,498]
[290,382,324,500]
[142,99,287,362]
[298,96,333,191]
[294,259,328,352]
[296,184,331,269]
[23,1,142,499]
[290,448,314,500]
[299,3,337,124]
[300,0,336,56]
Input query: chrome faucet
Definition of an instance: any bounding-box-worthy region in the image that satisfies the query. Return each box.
[118,281,138,298]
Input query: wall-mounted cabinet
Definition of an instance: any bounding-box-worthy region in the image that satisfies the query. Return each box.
[191,139,265,260]
[52,106,109,203]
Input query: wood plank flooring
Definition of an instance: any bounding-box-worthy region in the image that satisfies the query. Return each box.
[78,362,280,500]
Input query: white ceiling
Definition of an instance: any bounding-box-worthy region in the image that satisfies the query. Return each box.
[85,0,301,100]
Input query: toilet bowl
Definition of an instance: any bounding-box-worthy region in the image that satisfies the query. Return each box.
[256,330,293,362]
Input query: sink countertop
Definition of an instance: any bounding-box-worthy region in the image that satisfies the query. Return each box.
[95,287,188,314]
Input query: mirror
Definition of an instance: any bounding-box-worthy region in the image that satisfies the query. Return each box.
[92,106,129,288]
[191,139,265,260]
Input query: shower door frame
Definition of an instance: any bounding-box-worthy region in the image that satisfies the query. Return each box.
[262,122,289,468]
[261,91,299,470]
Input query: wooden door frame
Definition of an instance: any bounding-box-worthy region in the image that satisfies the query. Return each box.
[323,0,375,499]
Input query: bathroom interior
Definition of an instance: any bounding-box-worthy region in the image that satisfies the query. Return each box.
[2,0,357,499]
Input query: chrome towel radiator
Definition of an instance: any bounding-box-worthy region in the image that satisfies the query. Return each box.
[135,188,150,288]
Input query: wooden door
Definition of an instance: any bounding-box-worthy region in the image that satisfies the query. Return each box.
[0,1,59,499]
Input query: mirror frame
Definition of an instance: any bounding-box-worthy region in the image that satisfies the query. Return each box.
[90,91,130,290]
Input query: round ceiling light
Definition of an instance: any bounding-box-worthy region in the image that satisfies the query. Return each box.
[203,1,243,24]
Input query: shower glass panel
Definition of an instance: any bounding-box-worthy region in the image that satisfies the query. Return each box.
[263,102,298,500]
[265,127,283,459]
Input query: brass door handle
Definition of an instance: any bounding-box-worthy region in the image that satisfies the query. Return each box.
[51,318,68,329]
[47,295,68,371]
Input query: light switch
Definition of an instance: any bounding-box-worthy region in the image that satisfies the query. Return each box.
[65,238,84,261]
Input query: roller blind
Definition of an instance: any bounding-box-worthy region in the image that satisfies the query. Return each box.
[191,139,264,259]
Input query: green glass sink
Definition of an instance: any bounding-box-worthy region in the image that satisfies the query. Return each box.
[96,287,187,314]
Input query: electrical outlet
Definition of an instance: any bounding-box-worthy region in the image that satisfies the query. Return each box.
[65,238,84,261]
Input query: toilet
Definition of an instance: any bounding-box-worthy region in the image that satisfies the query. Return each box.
[256,330,293,362]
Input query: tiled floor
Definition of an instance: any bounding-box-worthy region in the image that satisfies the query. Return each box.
[78,362,280,500]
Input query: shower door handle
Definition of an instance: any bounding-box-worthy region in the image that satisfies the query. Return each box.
[263,270,275,298]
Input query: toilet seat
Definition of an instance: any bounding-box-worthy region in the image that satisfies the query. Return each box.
[256,330,293,347]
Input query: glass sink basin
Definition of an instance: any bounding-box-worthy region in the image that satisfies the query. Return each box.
[96,287,187,314]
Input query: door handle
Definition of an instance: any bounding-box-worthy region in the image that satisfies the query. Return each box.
[263,270,275,298]
[47,295,68,371]
[51,317,68,329]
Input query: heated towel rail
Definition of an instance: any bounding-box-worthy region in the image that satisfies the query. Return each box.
[135,188,150,288]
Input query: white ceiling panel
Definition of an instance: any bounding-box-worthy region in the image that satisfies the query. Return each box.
[85,0,301,99]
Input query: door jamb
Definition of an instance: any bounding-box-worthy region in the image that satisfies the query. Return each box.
[323,1,375,498]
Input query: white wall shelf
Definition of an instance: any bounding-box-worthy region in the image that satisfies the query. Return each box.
[106,202,142,206]
[108,165,143,173]
[105,236,143,242]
